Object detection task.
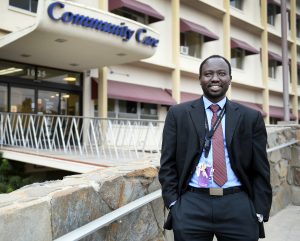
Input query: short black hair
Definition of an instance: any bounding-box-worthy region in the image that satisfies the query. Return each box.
[199,55,232,77]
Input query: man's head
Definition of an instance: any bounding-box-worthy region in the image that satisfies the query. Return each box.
[199,55,232,103]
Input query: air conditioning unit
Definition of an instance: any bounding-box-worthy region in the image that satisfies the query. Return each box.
[180,46,189,55]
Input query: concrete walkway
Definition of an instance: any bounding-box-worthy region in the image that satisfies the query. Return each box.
[263,205,300,241]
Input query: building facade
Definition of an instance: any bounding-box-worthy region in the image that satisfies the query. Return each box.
[1,0,300,124]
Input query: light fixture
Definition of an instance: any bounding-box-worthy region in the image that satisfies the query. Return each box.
[0,67,23,75]
[63,76,77,81]
[70,63,79,66]
[62,94,70,98]
[116,53,127,56]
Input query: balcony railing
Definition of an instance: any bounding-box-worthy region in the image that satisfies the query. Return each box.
[0,112,164,160]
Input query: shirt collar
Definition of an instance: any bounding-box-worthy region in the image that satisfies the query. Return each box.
[203,96,227,110]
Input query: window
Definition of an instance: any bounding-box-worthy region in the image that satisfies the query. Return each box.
[298,68,300,85]
[10,87,35,113]
[107,99,158,120]
[9,0,38,13]
[231,48,244,69]
[60,93,80,116]
[119,100,138,119]
[0,84,8,112]
[297,18,300,38]
[268,60,278,78]
[111,8,148,24]
[180,32,203,59]
[141,103,158,120]
[230,0,243,10]
[267,4,278,25]
[269,117,280,124]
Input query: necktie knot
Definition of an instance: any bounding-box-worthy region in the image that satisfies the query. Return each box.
[210,104,220,113]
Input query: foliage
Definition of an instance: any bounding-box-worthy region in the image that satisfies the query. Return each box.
[0,152,42,194]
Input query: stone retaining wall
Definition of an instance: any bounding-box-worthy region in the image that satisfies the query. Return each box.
[0,125,299,241]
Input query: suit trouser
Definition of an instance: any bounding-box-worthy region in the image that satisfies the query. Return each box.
[171,189,259,241]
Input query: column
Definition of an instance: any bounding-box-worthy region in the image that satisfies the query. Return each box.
[261,0,270,123]
[172,0,180,103]
[223,0,231,99]
[290,0,299,121]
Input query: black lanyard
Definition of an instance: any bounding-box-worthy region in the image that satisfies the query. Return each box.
[203,106,226,158]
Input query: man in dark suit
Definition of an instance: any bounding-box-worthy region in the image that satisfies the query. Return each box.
[159,55,272,241]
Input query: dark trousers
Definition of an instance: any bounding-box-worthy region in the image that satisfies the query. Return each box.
[171,190,259,241]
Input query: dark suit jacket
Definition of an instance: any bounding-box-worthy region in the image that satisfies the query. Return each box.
[158,97,272,238]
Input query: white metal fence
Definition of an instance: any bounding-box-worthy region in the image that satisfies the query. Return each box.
[0,112,164,160]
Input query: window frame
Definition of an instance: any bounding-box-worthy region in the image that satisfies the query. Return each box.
[268,60,278,79]
[231,48,245,69]
[230,0,243,10]
[180,32,204,59]
[9,0,38,13]
[107,99,158,120]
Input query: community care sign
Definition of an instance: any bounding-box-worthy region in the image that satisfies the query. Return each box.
[48,1,159,47]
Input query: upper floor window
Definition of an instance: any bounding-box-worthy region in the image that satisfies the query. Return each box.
[180,18,219,59]
[112,8,149,24]
[230,0,243,10]
[230,38,259,69]
[268,51,282,78]
[109,0,164,24]
[180,32,203,59]
[269,60,278,78]
[231,48,244,69]
[297,17,300,38]
[267,3,280,26]
[9,0,38,13]
[298,67,300,85]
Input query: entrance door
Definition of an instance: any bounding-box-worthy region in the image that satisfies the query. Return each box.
[37,90,59,115]
[60,92,80,116]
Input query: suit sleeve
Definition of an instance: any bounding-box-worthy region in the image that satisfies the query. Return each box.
[158,107,179,208]
[251,112,272,221]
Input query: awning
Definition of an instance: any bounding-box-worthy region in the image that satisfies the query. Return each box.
[109,0,164,24]
[231,38,259,55]
[92,79,176,105]
[180,18,219,42]
[268,51,282,65]
[165,89,200,103]
[234,100,266,116]
[269,106,296,120]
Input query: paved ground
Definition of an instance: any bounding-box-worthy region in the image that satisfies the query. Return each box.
[263,205,300,241]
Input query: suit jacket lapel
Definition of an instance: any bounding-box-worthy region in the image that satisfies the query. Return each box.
[225,99,240,147]
[188,97,206,144]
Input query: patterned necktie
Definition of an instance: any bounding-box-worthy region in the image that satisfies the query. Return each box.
[210,104,227,186]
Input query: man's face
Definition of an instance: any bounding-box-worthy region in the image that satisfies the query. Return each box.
[200,58,231,103]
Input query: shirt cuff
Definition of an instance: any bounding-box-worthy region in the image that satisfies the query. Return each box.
[256,213,263,222]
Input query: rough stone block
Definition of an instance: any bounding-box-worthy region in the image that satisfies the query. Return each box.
[100,176,146,210]
[270,166,281,188]
[287,166,294,185]
[280,148,291,161]
[106,204,160,241]
[291,146,300,167]
[294,167,300,186]
[269,150,281,163]
[270,183,291,216]
[0,200,52,241]
[51,186,110,240]
[291,186,300,205]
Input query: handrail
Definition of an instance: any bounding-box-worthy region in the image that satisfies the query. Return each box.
[53,189,162,241]
[267,139,299,153]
